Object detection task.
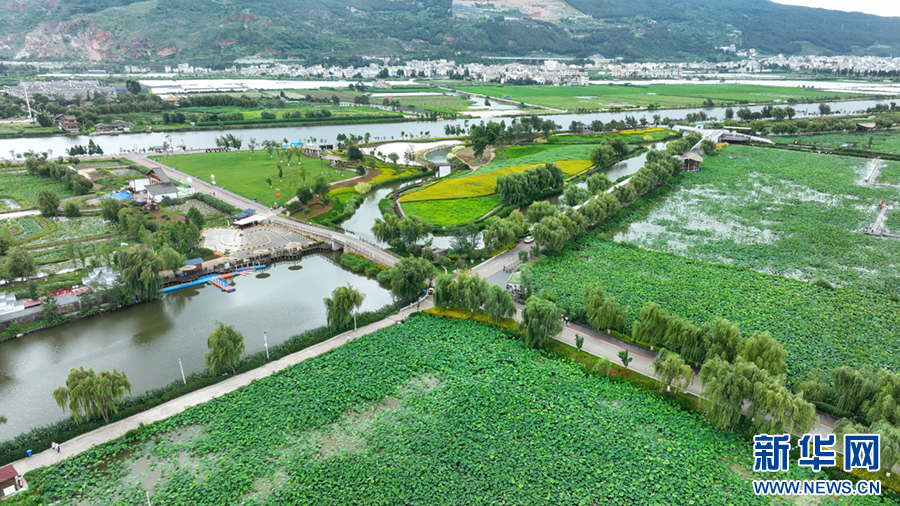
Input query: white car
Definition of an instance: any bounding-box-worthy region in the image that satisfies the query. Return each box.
[524,236,534,244]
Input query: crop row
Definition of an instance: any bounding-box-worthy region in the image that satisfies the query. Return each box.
[27,315,793,506]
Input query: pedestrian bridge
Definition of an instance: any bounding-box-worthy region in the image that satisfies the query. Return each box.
[271,216,401,268]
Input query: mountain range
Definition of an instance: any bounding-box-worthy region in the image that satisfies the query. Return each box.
[0,0,897,66]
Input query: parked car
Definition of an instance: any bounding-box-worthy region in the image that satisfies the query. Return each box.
[524,236,534,244]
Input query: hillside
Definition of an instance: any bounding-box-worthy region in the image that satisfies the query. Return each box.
[0,0,897,65]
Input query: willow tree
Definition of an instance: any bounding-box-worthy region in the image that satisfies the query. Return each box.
[739,331,787,377]
[52,367,132,424]
[583,286,627,333]
[115,245,164,301]
[455,273,489,313]
[483,284,515,324]
[835,418,900,473]
[700,356,815,435]
[651,350,694,392]
[206,322,245,375]
[521,296,562,349]
[324,285,365,330]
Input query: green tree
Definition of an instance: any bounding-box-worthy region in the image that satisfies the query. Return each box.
[563,185,591,207]
[157,245,186,272]
[206,322,245,375]
[818,103,832,116]
[651,350,694,392]
[532,216,568,251]
[37,189,60,217]
[454,273,489,313]
[521,296,562,349]
[618,349,633,370]
[739,331,786,377]
[699,356,815,435]
[575,334,584,353]
[526,200,557,224]
[296,185,314,206]
[125,79,141,95]
[583,286,628,332]
[313,175,330,198]
[52,367,132,424]
[348,145,364,162]
[101,198,122,222]
[590,143,615,167]
[0,227,13,255]
[587,173,613,194]
[41,295,66,325]
[3,248,36,280]
[115,245,164,300]
[36,112,53,127]
[389,256,437,301]
[185,207,205,230]
[63,200,81,218]
[484,284,515,324]
[700,139,716,155]
[324,284,366,330]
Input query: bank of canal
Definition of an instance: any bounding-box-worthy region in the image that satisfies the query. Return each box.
[0,252,392,439]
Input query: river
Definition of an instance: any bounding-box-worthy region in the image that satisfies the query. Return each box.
[0,252,392,439]
[1,98,892,157]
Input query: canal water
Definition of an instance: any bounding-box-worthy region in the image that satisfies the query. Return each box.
[0,252,392,439]
[0,98,890,157]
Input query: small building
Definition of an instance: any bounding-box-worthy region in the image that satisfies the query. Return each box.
[681,152,703,172]
[146,183,178,202]
[232,209,255,221]
[81,267,121,290]
[0,292,24,318]
[856,122,876,133]
[52,114,79,133]
[162,96,181,107]
[322,154,343,168]
[94,120,134,133]
[130,168,170,193]
[151,145,167,153]
[233,215,266,229]
[436,164,452,178]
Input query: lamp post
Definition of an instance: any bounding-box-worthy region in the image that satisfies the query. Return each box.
[178,358,185,385]
[263,332,270,361]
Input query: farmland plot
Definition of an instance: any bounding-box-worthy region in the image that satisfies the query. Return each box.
[23,316,833,506]
[612,146,900,294]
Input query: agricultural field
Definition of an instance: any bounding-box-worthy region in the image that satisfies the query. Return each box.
[150,151,358,208]
[880,163,900,185]
[771,129,900,154]
[385,94,474,114]
[401,159,590,204]
[611,145,900,294]
[0,170,76,207]
[13,217,41,238]
[453,84,861,111]
[532,234,900,382]
[400,195,503,226]
[549,128,680,145]
[30,217,117,245]
[20,315,833,506]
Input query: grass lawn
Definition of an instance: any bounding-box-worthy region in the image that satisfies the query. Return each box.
[21,315,815,506]
[881,163,900,185]
[150,151,358,207]
[454,84,862,110]
[610,145,900,294]
[401,194,503,226]
[771,129,900,154]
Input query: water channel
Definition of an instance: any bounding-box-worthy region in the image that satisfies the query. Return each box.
[0,98,891,157]
[0,253,392,438]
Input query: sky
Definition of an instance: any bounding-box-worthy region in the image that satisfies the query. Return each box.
[770,0,900,18]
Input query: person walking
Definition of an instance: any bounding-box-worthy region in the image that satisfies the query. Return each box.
[51,442,57,453]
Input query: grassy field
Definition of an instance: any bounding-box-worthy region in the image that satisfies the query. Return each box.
[611,145,900,294]
[401,159,590,204]
[454,84,861,110]
[0,170,76,206]
[17,315,849,506]
[387,94,474,114]
[472,144,597,175]
[150,151,358,207]
[401,194,503,226]
[771,129,900,153]
[548,128,681,145]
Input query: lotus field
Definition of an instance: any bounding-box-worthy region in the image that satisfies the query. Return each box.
[611,145,900,295]
[23,315,862,506]
[771,129,900,154]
